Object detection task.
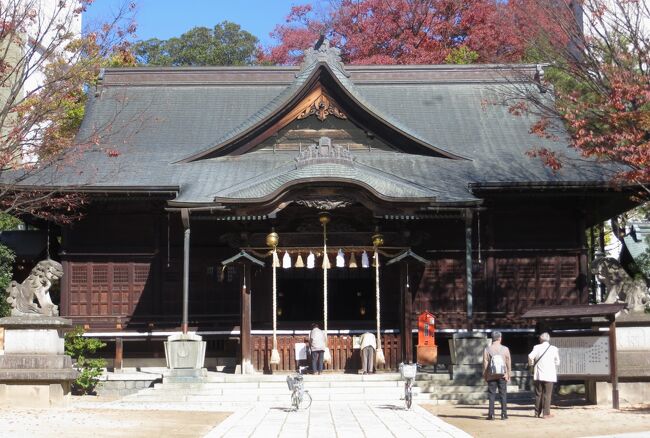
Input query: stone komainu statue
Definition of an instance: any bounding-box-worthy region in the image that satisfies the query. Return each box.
[5,259,63,317]
[592,256,650,312]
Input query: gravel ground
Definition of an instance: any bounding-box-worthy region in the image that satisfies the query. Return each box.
[422,402,650,438]
[0,397,231,438]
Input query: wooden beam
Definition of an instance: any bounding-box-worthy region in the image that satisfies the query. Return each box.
[578,215,589,304]
[608,315,620,409]
[400,262,413,363]
[465,209,473,330]
[115,337,123,371]
[241,263,252,374]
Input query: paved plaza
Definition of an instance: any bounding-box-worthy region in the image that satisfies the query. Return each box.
[205,401,470,438]
[73,398,470,438]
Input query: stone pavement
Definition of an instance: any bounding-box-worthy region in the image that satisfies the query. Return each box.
[205,401,472,438]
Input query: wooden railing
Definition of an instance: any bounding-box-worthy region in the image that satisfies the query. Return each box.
[252,333,401,373]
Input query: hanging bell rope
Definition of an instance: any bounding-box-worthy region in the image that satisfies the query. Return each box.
[375,249,385,365]
[320,213,332,365]
[372,231,386,366]
[270,247,280,365]
[266,231,281,366]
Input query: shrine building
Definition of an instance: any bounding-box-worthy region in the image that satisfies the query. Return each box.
[21,43,635,372]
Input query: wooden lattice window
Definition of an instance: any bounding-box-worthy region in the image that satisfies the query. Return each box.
[113,265,129,284]
[71,265,88,284]
[134,265,150,283]
[92,265,108,284]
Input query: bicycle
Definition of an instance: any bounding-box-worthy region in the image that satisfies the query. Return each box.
[399,362,417,410]
[286,374,312,411]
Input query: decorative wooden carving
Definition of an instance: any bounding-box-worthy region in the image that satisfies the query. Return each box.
[295,198,353,210]
[295,136,354,167]
[297,93,347,122]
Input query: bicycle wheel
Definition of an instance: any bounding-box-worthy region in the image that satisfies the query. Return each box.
[298,390,312,410]
[405,380,413,410]
[291,393,300,411]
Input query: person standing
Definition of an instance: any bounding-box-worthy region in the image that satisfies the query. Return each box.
[309,322,327,375]
[528,332,560,419]
[482,331,511,420]
[359,332,377,374]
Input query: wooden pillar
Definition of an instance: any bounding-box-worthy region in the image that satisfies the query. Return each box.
[240,262,252,374]
[599,222,606,302]
[465,209,474,330]
[400,262,413,363]
[181,209,190,334]
[61,260,70,317]
[578,215,588,304]
[608,315,620,409]
[590,227,596,302]
[485,212,496,313]
[115,337,123,371]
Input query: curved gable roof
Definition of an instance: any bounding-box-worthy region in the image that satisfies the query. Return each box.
[179,45,467,162]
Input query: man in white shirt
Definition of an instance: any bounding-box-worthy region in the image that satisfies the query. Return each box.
[309,323,327,375]
[528,332,560,419]
[359,332,377,374]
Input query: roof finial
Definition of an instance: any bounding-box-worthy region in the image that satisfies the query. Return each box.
[314,34,325,50]
[300,37,348,77]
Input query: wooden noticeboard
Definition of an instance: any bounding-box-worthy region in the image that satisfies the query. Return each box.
[553,336,610,377]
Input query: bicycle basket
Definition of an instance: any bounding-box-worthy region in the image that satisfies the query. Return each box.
[400,363,417,379]
[286,374,303,391]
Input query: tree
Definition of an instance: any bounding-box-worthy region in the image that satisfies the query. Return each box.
[262,1,527,65]
[132,21,259,66]
[505,0,649,187]
[0,0,136,224]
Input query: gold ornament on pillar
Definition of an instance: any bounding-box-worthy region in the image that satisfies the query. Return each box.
[266,229,281,365]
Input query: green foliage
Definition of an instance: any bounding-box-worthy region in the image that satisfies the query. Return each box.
[0,244,15,317]
[444,46,479,65]
[64,326,107,394]
[0,213,21,231]
[132,21,259,66]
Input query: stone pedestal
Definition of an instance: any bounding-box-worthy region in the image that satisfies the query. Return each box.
[449,332,489,383]
[0,316,78,408]
[416,345,438,365]
[164,332,206,382]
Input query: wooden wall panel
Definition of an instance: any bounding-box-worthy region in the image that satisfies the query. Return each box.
[66,261,151,321]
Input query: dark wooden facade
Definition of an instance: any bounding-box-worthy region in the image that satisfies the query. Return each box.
[34,47,637,372]
[52,191,614,371]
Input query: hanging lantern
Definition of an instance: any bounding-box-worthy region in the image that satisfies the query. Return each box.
[272,251,281,268]
[349,252,358,268]
[295,253,305,268]
[282,251,291,269]
[336,249,345,268]
[306,251,315,269]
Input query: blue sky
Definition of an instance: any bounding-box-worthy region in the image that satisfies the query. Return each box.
[84,0,309,47]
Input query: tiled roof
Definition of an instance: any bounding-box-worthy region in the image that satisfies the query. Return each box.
[18,44,618,206]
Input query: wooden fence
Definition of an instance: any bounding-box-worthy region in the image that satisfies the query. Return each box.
[252,333,401,373]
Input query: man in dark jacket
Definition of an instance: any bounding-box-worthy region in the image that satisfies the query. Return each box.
[482,331,512,420]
